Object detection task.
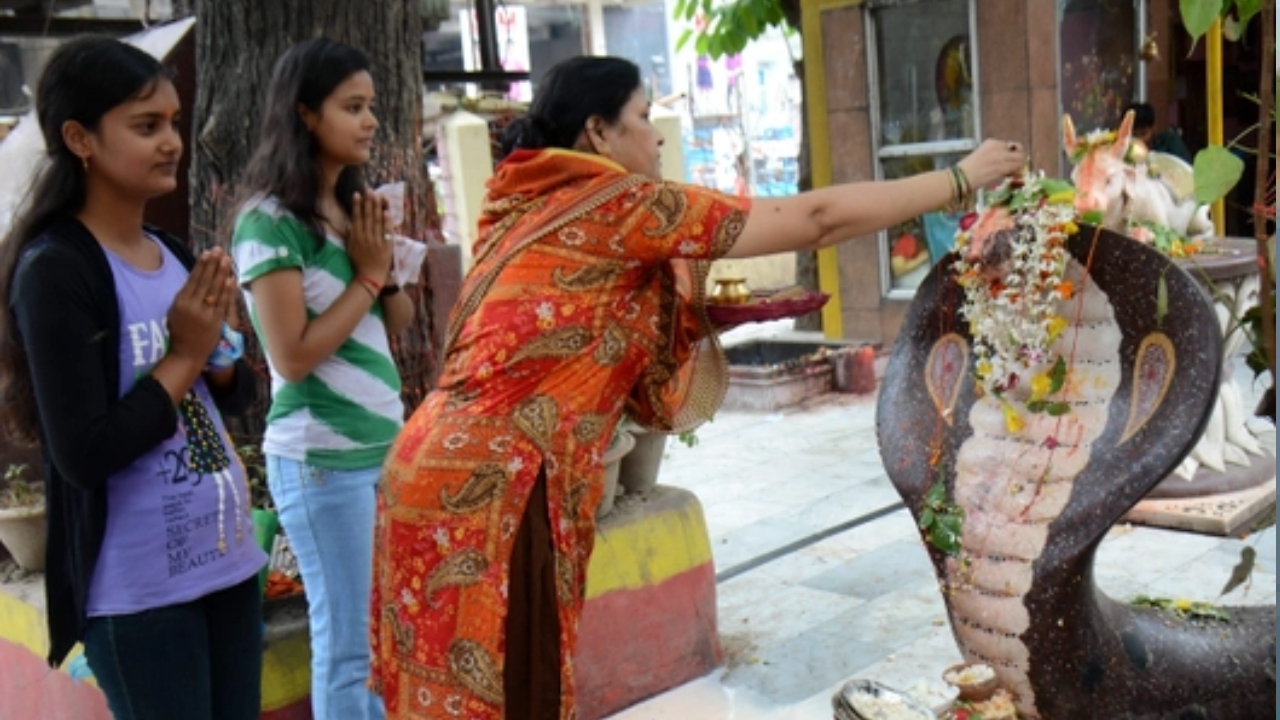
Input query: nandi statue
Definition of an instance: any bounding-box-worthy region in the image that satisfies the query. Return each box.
[1065,111,1265,483]
[1063,110,1214,241]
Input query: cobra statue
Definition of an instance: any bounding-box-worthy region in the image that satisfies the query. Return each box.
[877,224,1275,718]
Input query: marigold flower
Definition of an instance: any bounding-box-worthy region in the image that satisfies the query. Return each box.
[1047,315,1069,343]
[1056,280,1074,300]
[1002,401,1025,434]
[1030,373,1053,401]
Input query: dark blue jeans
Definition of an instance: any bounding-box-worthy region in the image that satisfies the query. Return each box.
[83,575,262,720]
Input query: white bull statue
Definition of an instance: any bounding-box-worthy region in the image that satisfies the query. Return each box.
[1062,111,1264,483]
[1063,110,1214,242]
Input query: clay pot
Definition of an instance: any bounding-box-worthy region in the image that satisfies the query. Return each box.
[942,662,999,702]
[597,429,636,519]
[0,502,47,572]
[618,430,667,496]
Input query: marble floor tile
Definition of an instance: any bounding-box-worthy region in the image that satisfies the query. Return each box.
[801,538,937,600]
[808,583,950,651]
[720,625,896,706]
[718,584,870,654]
[846,625,965,696]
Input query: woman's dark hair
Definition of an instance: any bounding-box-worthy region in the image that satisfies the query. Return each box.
[238,38,372,240]
[501,56,642,158]
[0,36,168,443]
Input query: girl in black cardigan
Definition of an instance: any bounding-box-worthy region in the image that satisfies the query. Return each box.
[0,37,264,720]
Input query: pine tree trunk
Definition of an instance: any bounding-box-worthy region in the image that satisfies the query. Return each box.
[190,0,439,441]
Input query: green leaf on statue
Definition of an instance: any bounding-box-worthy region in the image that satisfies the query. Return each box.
[1080,210,1104,225]
[919,508,935,530]
[1193,145,1246,204]
[1046,402,1072,417]
[1157,275,1169,325]
[932,515,963,555]
[1049,356,1068,394]
[926,480,946,507]
[1040,178,1075,197]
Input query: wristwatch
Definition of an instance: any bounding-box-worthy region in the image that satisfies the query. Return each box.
[379,283,401,298]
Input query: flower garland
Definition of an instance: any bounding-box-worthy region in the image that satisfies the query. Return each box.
[953,171,1079,431]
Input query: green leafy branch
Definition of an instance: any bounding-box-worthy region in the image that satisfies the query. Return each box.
[920,477,964,556]
[0,464,41,509]
[1131,595,1232,622]
[1180,0,1263,44]
[1026,356,1071,417]
[672,0,793,59]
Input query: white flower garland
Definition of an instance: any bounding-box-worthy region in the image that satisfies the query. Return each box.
[953,171,1079,429]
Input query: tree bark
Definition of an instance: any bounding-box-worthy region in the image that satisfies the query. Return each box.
[779,0,823,332]
[1252,0,1275,421]
[191,0,440,439]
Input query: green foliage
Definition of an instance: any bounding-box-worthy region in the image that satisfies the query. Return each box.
[236,445,274,511]
[1131,595,1232,622]
[1192,145,1247,204]
[1180,0,1262,43]
[919,476,964,556]
[0,464,42,508]
[673,0,791,59]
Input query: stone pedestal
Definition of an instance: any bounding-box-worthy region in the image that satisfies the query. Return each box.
[1130,237,1274,535]
[575,486,722,720]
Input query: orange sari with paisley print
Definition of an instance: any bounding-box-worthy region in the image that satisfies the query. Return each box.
[371,148,749,719]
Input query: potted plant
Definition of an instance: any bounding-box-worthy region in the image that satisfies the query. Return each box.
[237,445,282,597]
[597,426,637,518]
[0,463,46,571]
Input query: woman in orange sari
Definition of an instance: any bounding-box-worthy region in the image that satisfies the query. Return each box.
[371,56,1025,720]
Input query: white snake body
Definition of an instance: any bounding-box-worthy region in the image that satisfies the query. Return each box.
[944,259,1120,718]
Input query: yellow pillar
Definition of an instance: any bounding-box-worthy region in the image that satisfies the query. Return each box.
[801,0,856,339]
[1206,18,1225,236]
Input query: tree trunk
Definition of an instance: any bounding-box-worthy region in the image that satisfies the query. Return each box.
[791,55,822,331]
[191,0,439,442]
[1252,0,1275,421]
[778,0,823,332]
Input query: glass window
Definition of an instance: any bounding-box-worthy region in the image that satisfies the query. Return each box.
[870,0,976,293]
[1059,0,1137,133]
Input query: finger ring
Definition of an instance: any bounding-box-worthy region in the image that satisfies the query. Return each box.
[204,295,217,307]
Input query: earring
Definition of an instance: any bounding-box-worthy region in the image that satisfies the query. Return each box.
[81,156,89,173]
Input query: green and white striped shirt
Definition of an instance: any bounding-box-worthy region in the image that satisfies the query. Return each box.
[232,195,403,469]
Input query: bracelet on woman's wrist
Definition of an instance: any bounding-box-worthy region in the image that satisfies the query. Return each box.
[355,274,383,300]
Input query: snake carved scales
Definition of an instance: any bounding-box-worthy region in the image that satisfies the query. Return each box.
[876,226,1276,719]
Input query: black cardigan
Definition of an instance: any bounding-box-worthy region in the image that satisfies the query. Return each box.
[7,218,255,666]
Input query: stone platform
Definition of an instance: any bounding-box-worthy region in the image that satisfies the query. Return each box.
[1125,478,1276,537]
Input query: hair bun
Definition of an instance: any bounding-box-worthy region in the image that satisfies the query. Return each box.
[500,115,549,158]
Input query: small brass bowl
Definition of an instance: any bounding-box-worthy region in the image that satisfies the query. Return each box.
[710,277,751,304]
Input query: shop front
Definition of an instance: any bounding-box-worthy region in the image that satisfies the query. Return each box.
[804,0,1159,344]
